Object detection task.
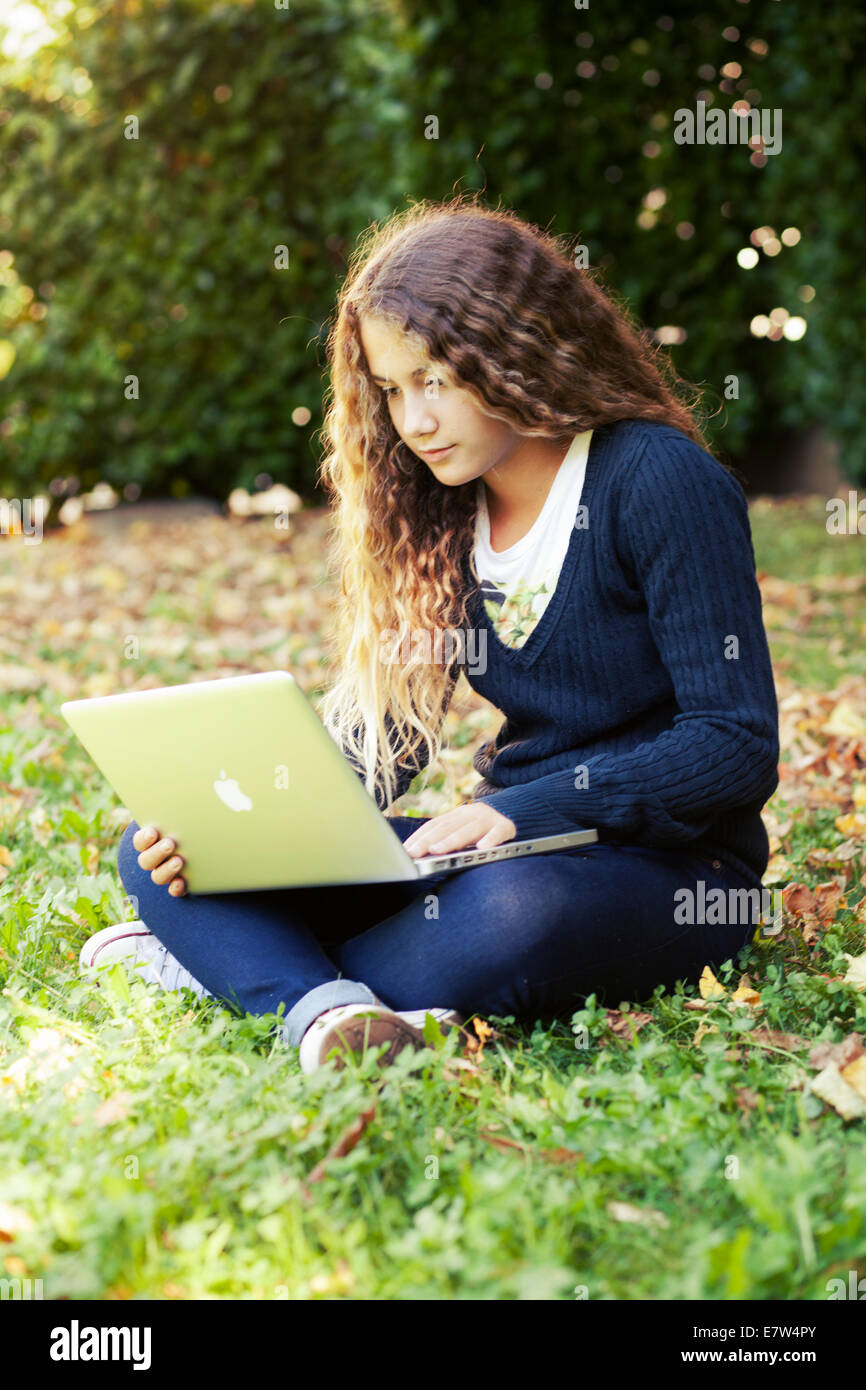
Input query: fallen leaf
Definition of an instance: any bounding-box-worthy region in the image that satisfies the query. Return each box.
[605,1008,653,1041]
[763,854,795,885]
[730,981,762,1007]
[699,965,727,1001]
[808,1033,865,1071]
[476,1130,582,1165]
[463,1016,496,1057]
[735,1087,761,1112]
[825,700,866,739]
[784,883,819,915]
[537,1146,584,1165]
[801,913,822,947]
[694,1020,720,1045]
[842,952,866,991]
[809,1063,866,1120]
[607,1201,669,1229]
[303,1100,378,1197]
[840,1054,866,1103]
[473,1017,493,1045]
[812,879,849,921]
[749,1029,808,1052]
[808,838,863,866]
[478,1129,527,1154]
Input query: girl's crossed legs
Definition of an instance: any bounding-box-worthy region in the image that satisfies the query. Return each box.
[117,815,756,1045]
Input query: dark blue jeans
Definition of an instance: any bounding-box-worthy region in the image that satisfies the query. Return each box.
[116,816,759,1046]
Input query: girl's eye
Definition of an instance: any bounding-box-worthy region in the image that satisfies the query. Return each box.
[381,378,443,400]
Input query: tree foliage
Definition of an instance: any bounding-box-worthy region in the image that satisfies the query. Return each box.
[0,0,863,500]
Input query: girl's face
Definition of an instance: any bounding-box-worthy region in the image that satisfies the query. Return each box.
[359,315,529,487]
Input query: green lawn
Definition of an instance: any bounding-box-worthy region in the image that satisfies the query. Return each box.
[1,496,864,1300]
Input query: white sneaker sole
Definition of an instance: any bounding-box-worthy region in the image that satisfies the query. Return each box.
[79,921,153,973]
[298,1005,422,1074]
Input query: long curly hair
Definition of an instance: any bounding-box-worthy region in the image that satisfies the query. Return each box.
[314,193,717,810]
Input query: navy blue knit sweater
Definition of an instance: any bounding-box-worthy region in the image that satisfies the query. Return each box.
[351,418,780,889]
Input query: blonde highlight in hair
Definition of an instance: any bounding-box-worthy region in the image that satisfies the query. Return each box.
[314,194,715,810]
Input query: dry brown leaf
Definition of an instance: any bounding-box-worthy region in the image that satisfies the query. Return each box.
[605,1008,653,1041]
[785,883,819,915]
[749,1028,808,1052]
[303,1099,378,1197]
[478,1129,528,1154]
[808,1033,865,1071]
[807,838,863,867]
[538,1146,584,1165]
[735,1087,761,1112]
[801,913,822,947]
[812,879,849,921]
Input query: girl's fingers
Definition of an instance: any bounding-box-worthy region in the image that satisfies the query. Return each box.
[137,837,177,871]
[132,824,160,853]
[149,854,183,885]
[167,877,187,897]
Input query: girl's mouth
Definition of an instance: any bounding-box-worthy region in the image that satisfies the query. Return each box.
[420,445,455,460]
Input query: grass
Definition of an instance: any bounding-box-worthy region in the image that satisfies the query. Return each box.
[0,495,865,1301]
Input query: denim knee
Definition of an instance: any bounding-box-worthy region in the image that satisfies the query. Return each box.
[117,819,143,896]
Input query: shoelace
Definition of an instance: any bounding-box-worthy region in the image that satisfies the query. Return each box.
[146,940,212,999]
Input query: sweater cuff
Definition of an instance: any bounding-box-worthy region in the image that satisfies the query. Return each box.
[473,783,595,843]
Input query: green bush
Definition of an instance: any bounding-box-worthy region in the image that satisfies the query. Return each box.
[0,0,418,501]
[1,0,863,499]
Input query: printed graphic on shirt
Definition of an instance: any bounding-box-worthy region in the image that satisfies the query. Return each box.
[480,572,556,650]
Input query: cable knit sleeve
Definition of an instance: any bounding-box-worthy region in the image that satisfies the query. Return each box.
[475,431,780,846]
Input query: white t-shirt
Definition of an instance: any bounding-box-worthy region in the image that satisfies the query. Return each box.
[473,429,593,650]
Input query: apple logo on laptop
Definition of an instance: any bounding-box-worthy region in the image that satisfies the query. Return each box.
[213,769,253,812]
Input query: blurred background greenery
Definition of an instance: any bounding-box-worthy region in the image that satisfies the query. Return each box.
[0,0,863,508]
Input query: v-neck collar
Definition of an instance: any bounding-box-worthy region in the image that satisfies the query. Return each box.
[462,423,612,670]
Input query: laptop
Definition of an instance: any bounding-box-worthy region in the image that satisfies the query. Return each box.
[60,670,597,893]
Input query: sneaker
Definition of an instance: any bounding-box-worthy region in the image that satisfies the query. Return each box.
[297,1002,463,1075]
[396,1006,464,1034]
[79,922,213,1000]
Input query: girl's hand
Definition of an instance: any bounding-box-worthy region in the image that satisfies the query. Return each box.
[403,803,517,858]
[132,824,187,897]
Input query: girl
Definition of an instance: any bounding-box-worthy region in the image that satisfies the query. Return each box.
[81,195,780,1074]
